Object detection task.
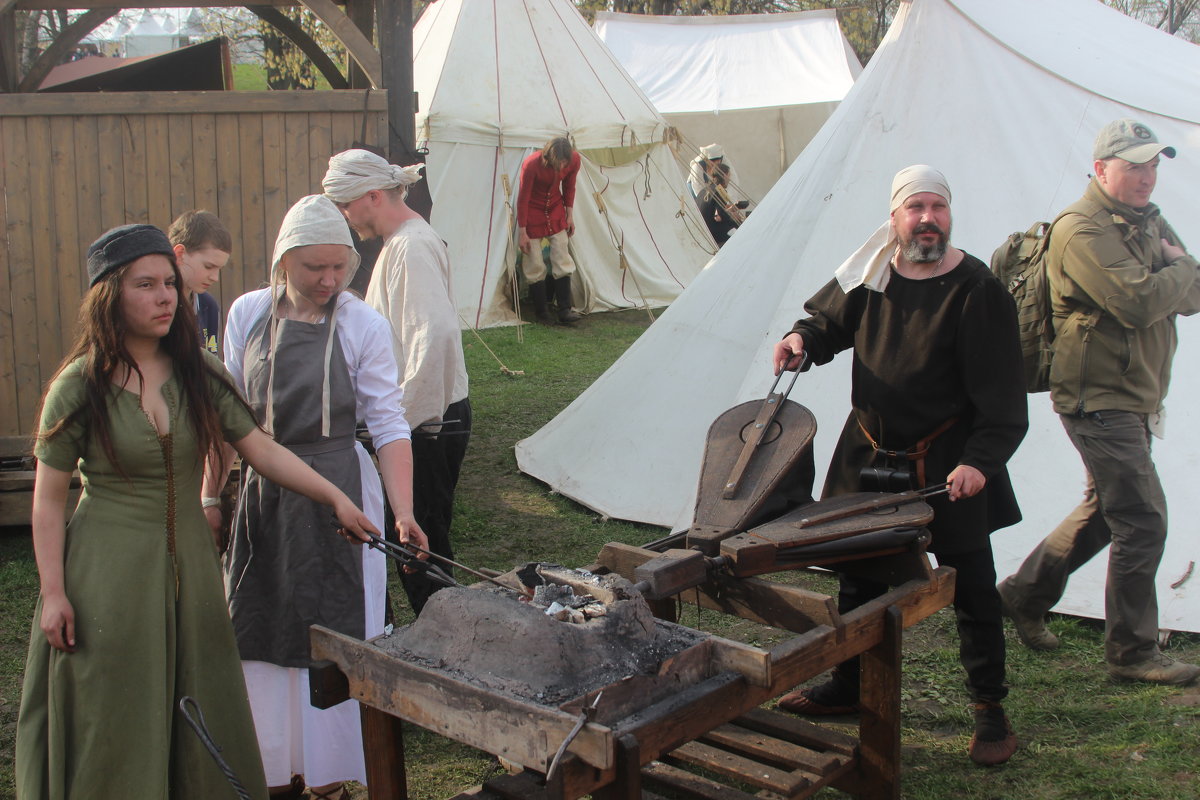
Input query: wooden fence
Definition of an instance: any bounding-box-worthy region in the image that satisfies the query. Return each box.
[0,90,389,438]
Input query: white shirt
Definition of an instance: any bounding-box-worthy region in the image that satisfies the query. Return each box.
[365,217,469,429]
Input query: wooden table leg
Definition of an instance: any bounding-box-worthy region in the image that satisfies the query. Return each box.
[360,703,408,799]
[857,604,902,800]
[592,733,641,800]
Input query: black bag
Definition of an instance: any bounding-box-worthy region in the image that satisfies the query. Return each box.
[990,220,1056,393]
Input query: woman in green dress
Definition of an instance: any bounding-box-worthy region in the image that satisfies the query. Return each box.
[16,224,379,799]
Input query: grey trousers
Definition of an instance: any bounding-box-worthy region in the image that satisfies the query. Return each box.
[1000,410,1167,665]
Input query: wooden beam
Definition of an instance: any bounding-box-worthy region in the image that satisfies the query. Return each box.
[15,0,297,7]
[376,0,414,160]
[17,8,118,93]
[0,89,388,116]
[0,8,18,92]
[297,0,381,88]
[343,0,373,90]
[247,5,348,90]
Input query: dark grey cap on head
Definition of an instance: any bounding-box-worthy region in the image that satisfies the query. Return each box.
[86,224,175,287]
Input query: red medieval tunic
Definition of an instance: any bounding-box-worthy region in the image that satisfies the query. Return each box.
[517,150,581,238]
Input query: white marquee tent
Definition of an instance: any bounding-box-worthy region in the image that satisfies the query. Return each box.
[517,0,1200,632]
[594,9,862,202]
[413,0,715,330]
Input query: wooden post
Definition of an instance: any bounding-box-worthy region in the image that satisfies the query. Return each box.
[345,0,374,90]
[375,0,432,218]
[857,604,902,800]
[361,705,409,799]
[0,8,18,93]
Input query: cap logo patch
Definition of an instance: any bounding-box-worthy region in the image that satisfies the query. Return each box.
[1133,125,1152,140]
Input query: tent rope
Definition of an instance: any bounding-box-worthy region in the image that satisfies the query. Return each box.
[584,159,656,321]
[459,313,525,377]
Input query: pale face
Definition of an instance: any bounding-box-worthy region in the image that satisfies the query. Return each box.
[119,254,178,342]
[281,243,353,313]
[1096,156,1158,209]
[891,192,952,264]
[175,245,230,295]
[334,192,378,239]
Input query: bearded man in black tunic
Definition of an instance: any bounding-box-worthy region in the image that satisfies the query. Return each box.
[771,165,1028,767]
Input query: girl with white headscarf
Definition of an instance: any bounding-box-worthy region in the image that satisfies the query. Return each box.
[220,195,426,800]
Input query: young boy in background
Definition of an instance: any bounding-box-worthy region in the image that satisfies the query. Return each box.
[168,210,233,355]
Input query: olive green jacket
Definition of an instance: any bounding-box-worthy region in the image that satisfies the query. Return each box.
[1047,179,1200,415]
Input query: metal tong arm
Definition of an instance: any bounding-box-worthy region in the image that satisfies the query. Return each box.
[363,532,460,589]
[545,691,603,783]
[792,482,949,530]
[721,354,811,500]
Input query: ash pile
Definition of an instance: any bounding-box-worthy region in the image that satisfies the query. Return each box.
[378,563,707,706]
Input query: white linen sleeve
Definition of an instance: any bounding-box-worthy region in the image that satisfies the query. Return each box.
[222,292,256,394]
[346,303,411,450]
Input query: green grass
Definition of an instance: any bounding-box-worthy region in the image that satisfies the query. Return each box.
[3,308,1199,799]
[232,62,335,91]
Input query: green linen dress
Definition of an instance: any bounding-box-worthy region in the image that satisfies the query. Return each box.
[16,354,269,799]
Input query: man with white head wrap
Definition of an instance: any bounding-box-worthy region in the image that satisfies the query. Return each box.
[323,149,470,616]
[221,194,427,799]
[771,165,1028,766]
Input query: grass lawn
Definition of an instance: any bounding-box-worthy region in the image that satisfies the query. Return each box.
[3,308,1199,799]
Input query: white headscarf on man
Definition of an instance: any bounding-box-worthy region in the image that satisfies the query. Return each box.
[832,165,952,294]
[266,194,361,438]
[322,149,424,204]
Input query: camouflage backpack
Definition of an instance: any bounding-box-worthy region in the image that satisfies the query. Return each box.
[990,219,1058,393]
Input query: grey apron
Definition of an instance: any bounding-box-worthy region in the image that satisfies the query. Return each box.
[225,307,364,668]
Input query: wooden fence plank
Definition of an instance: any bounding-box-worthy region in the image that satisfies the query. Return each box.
[307,111,333,196]
[49,115,81,350]
[121,113,148,223]
[95,114,125,232]
[238,112,267,292]
[214,113,243,297]
[0,118,18,435]
[2,117,39,435]
[284,112,311,208]
[27,116,60,395]
[144,114,172,230]
[168,113,194,220]
[261,111,288,263]
[73,115,102,295]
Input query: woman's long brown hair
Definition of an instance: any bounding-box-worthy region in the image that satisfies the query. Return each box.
[37,257,249,475]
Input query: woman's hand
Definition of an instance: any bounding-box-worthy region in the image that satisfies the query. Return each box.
[40,591,76,653]
[394,514,431,569]
[331,496,380,543]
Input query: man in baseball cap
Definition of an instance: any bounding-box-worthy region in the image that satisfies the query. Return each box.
[999,119,1200,687]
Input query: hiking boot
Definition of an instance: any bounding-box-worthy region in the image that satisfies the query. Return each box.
[968,701,1017,766]
[998,582,1059,651]
[1108,652,1200,685]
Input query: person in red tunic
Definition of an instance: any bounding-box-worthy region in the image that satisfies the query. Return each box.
[517,136,582,324]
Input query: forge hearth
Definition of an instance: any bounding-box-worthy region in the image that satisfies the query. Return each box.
[378,565,708,706]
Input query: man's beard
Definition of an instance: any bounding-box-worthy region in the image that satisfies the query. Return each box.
[900,222,949,263]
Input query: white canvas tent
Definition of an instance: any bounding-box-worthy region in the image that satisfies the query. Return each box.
[517,0,1200,632]
[593,9,861,203]
[412,0,715,330]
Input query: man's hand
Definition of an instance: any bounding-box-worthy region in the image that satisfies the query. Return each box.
[518,230,532,255]
[773,333,806,375]
[1162,238,1187,263]
[946,464,985,501]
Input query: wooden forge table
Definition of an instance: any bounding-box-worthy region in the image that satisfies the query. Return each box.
[309,543,954,800]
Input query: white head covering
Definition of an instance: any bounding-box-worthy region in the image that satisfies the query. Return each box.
[700,143,725,159]
[266,194,361,438]
[833,165,952,293]
[271,194,360,286]
[322,149,424,203]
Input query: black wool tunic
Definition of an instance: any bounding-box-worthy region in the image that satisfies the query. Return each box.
[791,253,1028,555]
